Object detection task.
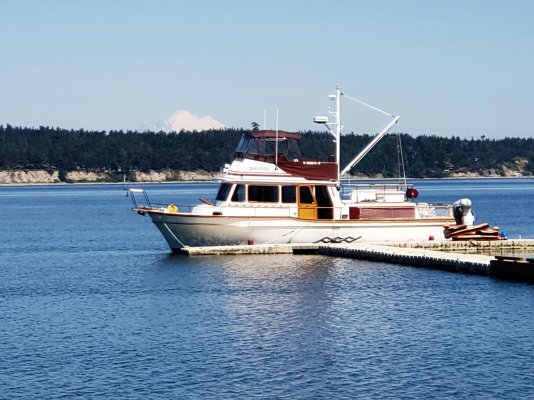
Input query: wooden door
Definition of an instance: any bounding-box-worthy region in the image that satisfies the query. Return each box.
[298,186,317,220]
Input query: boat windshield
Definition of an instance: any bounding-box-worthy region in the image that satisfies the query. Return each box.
[235,130,302,162]
[215,183,232,201]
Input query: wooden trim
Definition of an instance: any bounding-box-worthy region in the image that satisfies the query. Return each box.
[142,209,453,224]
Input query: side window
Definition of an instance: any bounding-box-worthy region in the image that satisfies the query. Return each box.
[215,183,232,201]
[299,186,314,204]
[282,186,296,203]
[231,184,245,202]
[248,186,279,203]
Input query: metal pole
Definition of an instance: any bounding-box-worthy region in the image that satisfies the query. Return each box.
[275,107,279,166]
[335,87,341,182]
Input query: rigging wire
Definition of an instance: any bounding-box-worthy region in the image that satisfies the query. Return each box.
[344,93,396,118]
[396,127,408,188]
[397,133,402,181]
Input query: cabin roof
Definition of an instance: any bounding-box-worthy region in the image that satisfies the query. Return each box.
[246,130,301,140]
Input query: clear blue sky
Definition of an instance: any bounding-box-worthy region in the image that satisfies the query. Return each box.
[1,0,533,138]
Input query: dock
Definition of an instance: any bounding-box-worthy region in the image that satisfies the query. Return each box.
[181,243,318,256]
[318,242,494,275]
[390,239,534,255]
[180,239,534,281]
[490,256,534,281]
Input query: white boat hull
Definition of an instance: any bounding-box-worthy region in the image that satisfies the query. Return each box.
[146,211,452,251]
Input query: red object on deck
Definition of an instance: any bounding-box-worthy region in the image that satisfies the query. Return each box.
[406,188,419,199]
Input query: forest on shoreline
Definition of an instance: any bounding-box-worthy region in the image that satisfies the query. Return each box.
[0,124,532,182]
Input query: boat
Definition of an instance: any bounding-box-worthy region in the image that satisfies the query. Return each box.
[129,87,473,252]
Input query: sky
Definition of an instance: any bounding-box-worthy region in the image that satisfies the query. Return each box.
[1,0,533,138]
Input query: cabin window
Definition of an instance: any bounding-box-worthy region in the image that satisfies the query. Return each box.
[231,184,246,202]
[282,186,296,203]
[216,183,232,201]
[299,186,314,204]
[248,185,279,203]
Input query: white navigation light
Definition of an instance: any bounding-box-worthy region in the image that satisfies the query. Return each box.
[314,116,329,124]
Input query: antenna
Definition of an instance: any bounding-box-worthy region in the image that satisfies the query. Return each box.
[275,107,279,166]
[263,108,267,130]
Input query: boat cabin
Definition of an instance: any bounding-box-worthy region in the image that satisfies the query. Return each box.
[215,182,335,220]
[213,181,426,221]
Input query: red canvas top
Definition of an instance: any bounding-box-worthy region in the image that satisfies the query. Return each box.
[277,159,338,181]
[246,130,301,140]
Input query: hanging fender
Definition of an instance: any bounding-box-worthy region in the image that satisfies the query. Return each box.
[406,188,419,199]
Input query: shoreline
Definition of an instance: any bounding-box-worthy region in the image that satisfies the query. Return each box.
[0,180,218,187]
[1,174,532,187]
[0,168,218,186]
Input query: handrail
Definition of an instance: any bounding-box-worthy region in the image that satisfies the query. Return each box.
[128,188,152,209]
[340,182,411,201]
[134,201,452,219]
[341,182,414,188]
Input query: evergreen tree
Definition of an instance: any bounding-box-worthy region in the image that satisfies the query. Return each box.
[0,124,531,179]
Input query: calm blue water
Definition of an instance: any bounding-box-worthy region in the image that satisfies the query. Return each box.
[1,178,533,399]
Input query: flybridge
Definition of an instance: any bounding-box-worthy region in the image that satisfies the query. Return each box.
[230,88,402,182]
[234,130,303,162]
[233,129,338,181]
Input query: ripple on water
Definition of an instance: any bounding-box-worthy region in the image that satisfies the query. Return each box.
[2,183,534,398]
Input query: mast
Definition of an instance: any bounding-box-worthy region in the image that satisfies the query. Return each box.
[314,86,342,182]
[316,87,400,179]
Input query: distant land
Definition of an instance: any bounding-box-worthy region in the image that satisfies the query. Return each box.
[0,124,532,184]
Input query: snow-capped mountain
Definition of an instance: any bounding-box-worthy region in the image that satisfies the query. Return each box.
[160,110,225,132]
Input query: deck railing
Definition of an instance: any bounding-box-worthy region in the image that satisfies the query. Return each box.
[131,201,450,222]
[340,182,413,200]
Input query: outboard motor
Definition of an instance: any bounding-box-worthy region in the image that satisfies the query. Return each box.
[452,198,475,226]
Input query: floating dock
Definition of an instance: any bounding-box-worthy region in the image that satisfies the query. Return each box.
[180,239,534,282]
[490,256,534,281]
[181,243,318,256]
[390,239,534,255]
[318,242,494,275]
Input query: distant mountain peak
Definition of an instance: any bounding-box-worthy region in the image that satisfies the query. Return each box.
[161,110,225,132]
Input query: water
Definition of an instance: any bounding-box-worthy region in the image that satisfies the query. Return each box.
[1,179,534,399]
[415,178,534,241]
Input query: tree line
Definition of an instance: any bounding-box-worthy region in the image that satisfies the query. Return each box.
[0,124,532,179]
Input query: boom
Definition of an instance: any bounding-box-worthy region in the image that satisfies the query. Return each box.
[340,115,400,176]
